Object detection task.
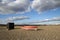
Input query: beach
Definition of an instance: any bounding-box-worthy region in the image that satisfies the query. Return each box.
[0,25,60,40]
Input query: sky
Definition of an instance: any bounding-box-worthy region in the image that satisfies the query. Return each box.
[0,0,60,24]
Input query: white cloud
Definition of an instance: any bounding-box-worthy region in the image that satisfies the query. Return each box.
[0,16,29,24]
[5,16,29,22]
[31,0,60,12]
[0,0,60,14]
[0,0,31,14]
[0,19,4,24]
[2,0,15,4]
[29,17,60,23]
[50,17,60,21]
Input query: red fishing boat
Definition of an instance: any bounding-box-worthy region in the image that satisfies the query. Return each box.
[21,26,38,30]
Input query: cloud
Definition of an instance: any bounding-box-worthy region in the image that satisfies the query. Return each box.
[0,0,60,14]
[0,15,30,24]
[5,16,29,22]
[0,0,31,14]
[50,17,60,21]
[0,19,4,24]
[29,17,60,23]
[2,0,15,4]
[31,0,60,12]
[0,16,29,24]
